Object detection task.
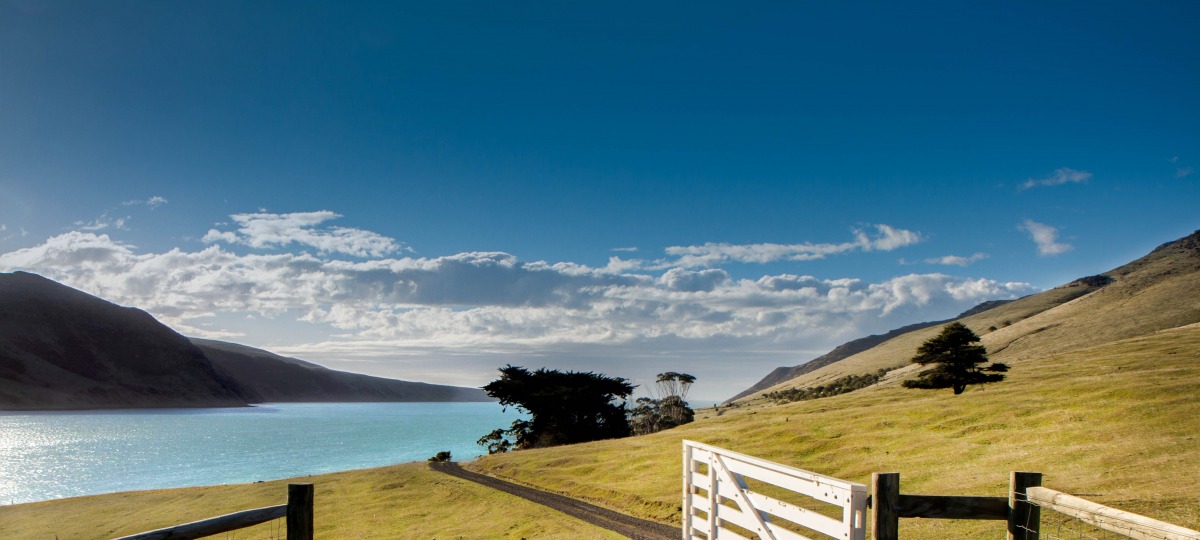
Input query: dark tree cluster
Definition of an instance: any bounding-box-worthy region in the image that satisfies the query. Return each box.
[477,365,635,453]
[761,368,890,404]
[477,366,698,453]
[902,322,1009,394]
[627,372,697,435]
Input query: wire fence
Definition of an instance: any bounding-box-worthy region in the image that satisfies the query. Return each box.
[1010,491,1200,540]
[204,517,281,539]
[216,516,287,540]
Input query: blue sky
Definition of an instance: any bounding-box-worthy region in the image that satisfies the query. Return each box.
[1,1,1197,400]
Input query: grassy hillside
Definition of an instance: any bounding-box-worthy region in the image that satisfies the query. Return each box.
[468,324,1200,537]
[3,326,1196,538]
[743,231,1200,401]
[0,462,623,539]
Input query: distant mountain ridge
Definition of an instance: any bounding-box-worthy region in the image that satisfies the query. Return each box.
[732,228,1200,402]
[195,338,489,402]
[0,272,489,409]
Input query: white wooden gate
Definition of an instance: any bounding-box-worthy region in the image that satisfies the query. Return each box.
[682,441,867,540]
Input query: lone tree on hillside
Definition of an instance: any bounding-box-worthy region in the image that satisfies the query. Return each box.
[902,322,1009,394]
[477,365,634,453]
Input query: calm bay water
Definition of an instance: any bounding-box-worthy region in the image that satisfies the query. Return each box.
[0,402,520,505]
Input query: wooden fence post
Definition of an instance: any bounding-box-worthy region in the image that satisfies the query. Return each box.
[287,483,314,540]
[1008,472,1042,540]
[871,473,900,540]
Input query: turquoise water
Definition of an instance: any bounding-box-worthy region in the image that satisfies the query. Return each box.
[0,402,521,505]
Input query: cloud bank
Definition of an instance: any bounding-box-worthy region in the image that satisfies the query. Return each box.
[202,211,403,257]
[0,215,1039,397]
[2,221,1034,350]
[661,224,923,267]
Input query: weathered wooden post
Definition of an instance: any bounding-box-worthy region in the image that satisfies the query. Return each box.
[1008,472,1042,540]
[871,473,900,540]
[287,483,314,540]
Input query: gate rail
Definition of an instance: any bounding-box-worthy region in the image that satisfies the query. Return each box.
[683,440,868,540]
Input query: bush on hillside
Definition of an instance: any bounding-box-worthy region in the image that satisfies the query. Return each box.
[762,368,890,404]
[902,322,1009,394]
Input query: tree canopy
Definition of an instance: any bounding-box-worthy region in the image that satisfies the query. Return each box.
[629,372,697,435]
[901,322,1009,394]
[478,365,634,452]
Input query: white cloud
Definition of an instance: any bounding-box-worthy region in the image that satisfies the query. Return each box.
[1019,168,1092,190]
[611,247,638,252]
[202,211,402,257]
[123,196,169,208]
[1019,220,1073,256]
[604,256,644,273]
[662,224,923,267]
[925,253,989,267]
[658,268,730,292]
[859,224,924,250]
[1177,166,1194,179]
[74,213,130,231]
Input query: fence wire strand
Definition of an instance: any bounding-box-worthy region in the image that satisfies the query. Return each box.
[1010,492,1200,540]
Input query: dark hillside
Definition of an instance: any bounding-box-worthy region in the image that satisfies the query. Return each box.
[195,338,491,402]
[0,272,253,409]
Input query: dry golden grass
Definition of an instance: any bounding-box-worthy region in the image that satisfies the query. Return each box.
[469,325,1200,537]
[745,240,1200,402]
[0,462,624,539]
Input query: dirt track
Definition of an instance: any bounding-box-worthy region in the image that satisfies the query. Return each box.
[429,461,678,540]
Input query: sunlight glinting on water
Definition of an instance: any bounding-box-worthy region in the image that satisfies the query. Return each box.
[0,402,519,505]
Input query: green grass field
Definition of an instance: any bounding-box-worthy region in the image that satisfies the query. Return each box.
[468,325,1200,537]
[0,462,624,539]
[3,326,1197,539]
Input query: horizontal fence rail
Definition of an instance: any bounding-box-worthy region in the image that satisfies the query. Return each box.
[683,440,867,540]
[1024,487,1200,540]
[870,471,1042,540]
[114,505,286,540]
[114,483,312,540]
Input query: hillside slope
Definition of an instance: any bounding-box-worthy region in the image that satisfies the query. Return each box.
[195,339,491,402]
[469,324,1200,537]
[726,300,1012,402]
[742,229,1200,400]
[0,272,253,409]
